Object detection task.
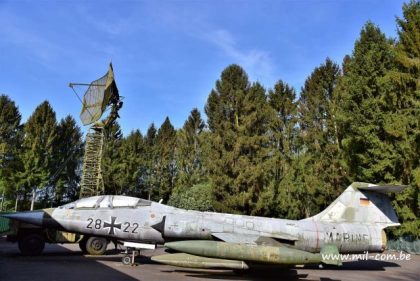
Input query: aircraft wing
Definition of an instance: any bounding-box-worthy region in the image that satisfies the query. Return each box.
[211,232,260,244]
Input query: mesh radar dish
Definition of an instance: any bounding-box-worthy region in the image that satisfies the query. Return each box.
[69,63,123,199]
[70,63,120,126]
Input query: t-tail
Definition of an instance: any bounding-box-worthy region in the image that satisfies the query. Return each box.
[306,182,407,228]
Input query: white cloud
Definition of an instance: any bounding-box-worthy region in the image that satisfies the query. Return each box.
[157,7,276,85]
[203,29,274,84]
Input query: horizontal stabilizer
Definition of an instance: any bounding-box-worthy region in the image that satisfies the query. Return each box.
[354,182,408,193]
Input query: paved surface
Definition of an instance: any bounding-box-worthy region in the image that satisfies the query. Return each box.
[0,237,418,281]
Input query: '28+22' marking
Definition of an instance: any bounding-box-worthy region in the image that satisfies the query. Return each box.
[86,217,139,235]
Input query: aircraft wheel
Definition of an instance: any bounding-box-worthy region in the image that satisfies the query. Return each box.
[85,236,108,255]
[122,255,132,265]
[18,233,45,256]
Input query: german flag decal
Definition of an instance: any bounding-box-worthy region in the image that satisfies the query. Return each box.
[360,198,370,206]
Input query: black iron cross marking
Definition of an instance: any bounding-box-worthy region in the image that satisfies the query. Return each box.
[103,216,121,235]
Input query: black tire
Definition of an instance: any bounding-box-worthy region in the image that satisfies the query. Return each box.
[18,234,45,256]
[85,236,108,255]
[122,255,132,265]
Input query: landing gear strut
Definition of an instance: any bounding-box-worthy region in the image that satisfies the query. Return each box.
[120,242,156,266]
[122,247,140,266]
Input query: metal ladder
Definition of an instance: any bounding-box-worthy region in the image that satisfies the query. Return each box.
[79,127,104,198]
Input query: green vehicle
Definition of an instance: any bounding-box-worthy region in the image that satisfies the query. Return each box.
[0,216,84,256]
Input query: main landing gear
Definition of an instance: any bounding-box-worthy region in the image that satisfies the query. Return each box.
[79,236,108,255]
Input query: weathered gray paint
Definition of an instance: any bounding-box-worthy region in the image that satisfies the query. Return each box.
[2,182,405,265]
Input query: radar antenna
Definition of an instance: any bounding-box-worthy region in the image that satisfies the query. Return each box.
[69,63,123,198]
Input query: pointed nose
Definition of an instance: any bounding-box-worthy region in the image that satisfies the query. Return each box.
[1,211,45,226]
[1,208,59,228]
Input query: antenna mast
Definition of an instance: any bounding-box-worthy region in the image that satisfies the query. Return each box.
[69,63,123,198]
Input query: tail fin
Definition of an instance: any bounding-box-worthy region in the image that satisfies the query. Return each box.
[306,182,407,228]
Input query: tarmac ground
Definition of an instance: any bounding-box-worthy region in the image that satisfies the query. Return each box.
[0,237,418,281]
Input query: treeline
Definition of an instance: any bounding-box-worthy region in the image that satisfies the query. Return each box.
[0,98,83,210]
[0,1,418,237]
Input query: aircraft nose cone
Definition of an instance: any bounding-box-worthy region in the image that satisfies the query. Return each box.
[1,211,45,226]
[1,208,59,228]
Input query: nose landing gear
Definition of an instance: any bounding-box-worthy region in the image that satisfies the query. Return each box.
[120,242,156,266]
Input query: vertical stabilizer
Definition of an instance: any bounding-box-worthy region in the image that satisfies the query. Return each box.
[306,182,407,228]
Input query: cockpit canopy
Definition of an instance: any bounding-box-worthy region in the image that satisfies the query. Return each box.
[59,195,152,209]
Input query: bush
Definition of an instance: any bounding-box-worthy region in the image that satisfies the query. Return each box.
[168,182,214,211]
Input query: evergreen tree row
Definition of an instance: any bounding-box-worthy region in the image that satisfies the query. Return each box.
[0,98,83,210]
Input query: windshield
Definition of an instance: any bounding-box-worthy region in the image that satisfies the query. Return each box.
[59,195,152,209]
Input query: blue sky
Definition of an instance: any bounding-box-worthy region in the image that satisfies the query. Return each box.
[0,0,406,135]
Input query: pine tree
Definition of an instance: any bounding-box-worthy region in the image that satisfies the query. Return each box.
[337,19,419,236]
[145,123,157,146]
[385,0,419,237]
[236,82,272,215]
[141,123,158,200]
[154,117,177,201]
[0,95,22,210]
[298,58,347,216]
[256,80,299,217]
[19,101,58,210]
[54,115,83,204]
[338,23,395,183]
[205,65,249,213]
[102,122,123,195]
[175,108,206,190]
[117,130,145,196]
[205,65,271,214]
[268,80,298,180]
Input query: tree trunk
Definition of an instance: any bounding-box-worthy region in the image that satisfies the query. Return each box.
[14,195,18,211]
[30,187,36,211]
[0,190,4,211]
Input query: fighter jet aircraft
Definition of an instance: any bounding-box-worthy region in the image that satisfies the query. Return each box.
[2,182,406,269]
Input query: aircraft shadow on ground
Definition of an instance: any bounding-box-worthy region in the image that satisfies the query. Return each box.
[155,258,401,281]
[186,269,308,280]
[0,238,406,281]
[340,260,400,270]
[0,241,138,281]
[92,253,151,263]
[304,260,400,271]
[40,249,401,281]
[167,268,313,281]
